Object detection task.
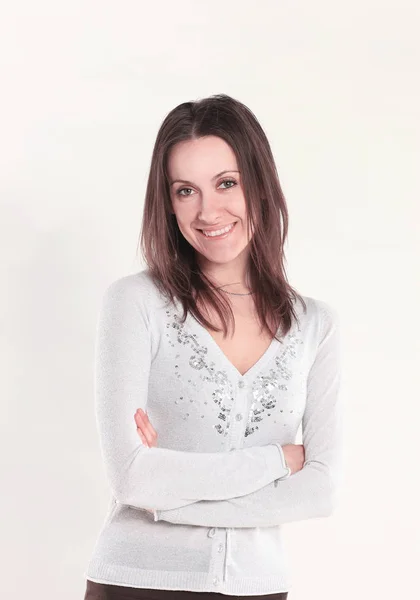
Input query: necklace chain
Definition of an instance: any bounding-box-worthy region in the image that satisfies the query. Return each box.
[216,283,254,296]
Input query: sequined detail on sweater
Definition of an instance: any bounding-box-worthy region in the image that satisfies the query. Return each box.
[165,309,234,437]
[165,307,303,439]
[245,328,303,437]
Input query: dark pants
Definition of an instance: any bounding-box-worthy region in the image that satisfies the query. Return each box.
[84,580,288,600]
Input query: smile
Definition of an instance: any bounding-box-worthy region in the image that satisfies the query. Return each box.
[198,222,237,239]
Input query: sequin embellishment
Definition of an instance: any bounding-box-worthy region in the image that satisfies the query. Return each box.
[245,328,303,437]
[166,309,234,436]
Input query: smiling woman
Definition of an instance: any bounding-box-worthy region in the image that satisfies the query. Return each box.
[167,135,252,268]
[139,93,304,344]
[83,93,342,600]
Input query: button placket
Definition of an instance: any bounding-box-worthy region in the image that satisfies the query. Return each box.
[207,527,224,588]
[223,528,231,582]
[233,379,247,424]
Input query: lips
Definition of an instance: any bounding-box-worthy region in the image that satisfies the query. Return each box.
[198,222,237,237]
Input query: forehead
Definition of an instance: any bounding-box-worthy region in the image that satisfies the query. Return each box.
[167,136,238,178]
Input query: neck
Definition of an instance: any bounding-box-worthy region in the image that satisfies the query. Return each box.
[197,253,251,293]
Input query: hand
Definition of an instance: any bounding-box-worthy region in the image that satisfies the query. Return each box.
[134,408,158,515]
[281,443,305,475]
[134,408,158,448]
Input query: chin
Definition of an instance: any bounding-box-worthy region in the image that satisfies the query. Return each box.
[199,244,250,264]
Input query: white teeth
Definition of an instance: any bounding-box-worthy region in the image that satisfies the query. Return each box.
[201,223,235,237]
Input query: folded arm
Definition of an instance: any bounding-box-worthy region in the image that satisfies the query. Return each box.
[154,300,343,527]
[94,275,291,512]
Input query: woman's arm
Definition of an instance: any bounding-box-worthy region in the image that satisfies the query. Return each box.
[94,275,291,512]
[154,301,343,527]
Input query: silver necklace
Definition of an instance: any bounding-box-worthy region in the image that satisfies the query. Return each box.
[216,283,254,296]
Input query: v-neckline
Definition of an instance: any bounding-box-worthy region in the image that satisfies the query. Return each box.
[184,310,283,381]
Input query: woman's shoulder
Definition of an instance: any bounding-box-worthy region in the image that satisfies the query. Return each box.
[100,268,161,309]
[294,293,340,332]
[299,294,339,316]
[296,295,340,348]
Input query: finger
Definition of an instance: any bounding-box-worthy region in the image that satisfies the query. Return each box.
[134,413,150,445]
[136,427,150,447]
[134,413,150,447]
[134,412,155,446]
[136,409,157,440]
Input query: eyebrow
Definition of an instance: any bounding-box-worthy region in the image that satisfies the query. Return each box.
[169,170,240,187]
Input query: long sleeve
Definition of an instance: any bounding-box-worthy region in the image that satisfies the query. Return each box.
[154,300,343,527]
[94,276,291,512]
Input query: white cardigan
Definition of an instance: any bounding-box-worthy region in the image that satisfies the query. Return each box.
[84,268,343,596]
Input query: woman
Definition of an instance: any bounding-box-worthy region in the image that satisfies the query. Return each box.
[83,94,342,599]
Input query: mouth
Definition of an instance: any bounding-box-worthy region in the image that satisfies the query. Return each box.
[197,222,237,240]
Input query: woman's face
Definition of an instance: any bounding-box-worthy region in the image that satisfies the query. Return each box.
[167,135,254,268]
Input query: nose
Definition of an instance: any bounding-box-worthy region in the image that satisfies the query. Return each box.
[197,192,224,224]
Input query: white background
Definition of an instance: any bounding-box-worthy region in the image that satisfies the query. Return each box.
[1,1,419,598]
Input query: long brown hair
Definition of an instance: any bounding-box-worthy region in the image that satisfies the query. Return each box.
[138,93,306,341]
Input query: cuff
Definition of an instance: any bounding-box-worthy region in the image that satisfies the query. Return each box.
[273,442,292,480]
[153,509,159,522]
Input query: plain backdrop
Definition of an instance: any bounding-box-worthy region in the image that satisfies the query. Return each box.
[1,1,419,599]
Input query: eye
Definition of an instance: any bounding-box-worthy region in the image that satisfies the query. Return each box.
[175,178,237,197]
[176,187,194,197]
[219,178,237,189]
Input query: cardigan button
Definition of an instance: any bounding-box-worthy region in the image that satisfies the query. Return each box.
[235,413,243,421]
[238,380,245,388]
[207,527,216,538]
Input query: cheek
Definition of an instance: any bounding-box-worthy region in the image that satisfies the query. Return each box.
[230,194,248,219]
[172,204,189,226]
[231,200,251,234]
[174,211,198,241]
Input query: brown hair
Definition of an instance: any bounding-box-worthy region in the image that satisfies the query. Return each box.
[138,93,306,341]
